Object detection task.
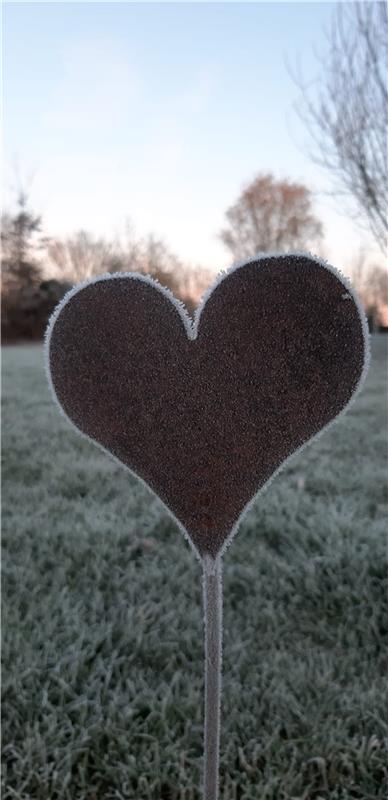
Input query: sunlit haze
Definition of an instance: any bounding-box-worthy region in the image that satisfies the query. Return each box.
[3,1,383,277]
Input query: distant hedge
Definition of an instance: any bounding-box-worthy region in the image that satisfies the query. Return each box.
[1,280,71,343]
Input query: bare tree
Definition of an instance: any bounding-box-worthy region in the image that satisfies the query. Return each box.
[294,2,388,251]
[220,173,323,261]
[364,264,388,306]
[348,249,388,332]
[179,264,215,311]
[47,228,186,297]
[46,230,124,284]
[45,216,211,313]
[135,234,184,295]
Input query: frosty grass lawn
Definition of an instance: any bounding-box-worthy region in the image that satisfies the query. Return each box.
[2,337,388,800]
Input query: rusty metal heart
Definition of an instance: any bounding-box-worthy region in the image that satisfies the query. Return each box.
[45,254,368,560]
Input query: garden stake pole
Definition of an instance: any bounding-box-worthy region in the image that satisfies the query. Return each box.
[202,555,223,800]
[45,255,369,800]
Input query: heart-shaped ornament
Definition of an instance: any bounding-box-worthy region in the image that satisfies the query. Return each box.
[45,252,369,800]
[45,253,368,562]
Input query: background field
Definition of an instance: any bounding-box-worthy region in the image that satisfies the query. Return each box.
[2,337,388,800]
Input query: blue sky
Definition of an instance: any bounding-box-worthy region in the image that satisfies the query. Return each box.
[3,1,380,273]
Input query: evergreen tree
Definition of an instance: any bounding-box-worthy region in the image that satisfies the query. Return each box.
[1,192,43,290]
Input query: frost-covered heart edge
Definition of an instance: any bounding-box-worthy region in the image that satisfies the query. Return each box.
[44,251,371,571]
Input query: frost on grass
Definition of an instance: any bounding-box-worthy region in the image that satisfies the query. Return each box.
[2,338,388,799]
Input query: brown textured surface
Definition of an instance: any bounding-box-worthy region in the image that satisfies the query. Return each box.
[48,255,366,558]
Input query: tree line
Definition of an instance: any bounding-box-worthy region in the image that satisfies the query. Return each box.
[0,192,212,340]
[2,3,387,339]
[2,169,387,341]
